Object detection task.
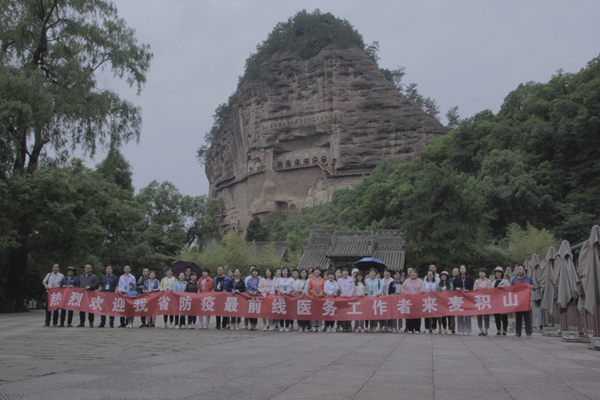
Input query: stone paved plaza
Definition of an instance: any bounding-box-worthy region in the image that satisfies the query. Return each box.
[1,312,599,400]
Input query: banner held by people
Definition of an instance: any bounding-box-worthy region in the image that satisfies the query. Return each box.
[48,285,530,321]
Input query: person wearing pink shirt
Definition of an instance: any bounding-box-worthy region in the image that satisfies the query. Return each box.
[401,269,423,333]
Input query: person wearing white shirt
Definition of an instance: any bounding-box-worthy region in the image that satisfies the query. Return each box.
[337,268,354,332]
[243,265,259,330]
[42,263,64,327]
[117,265,136,328]
[380,269,394,332]
[323,271,339,332]
[275,267,295,331]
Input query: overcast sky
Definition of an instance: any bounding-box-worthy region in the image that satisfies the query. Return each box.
[100,0,600,197]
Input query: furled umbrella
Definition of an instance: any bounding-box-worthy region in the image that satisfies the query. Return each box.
[540,246,557,317]
[505,266,514,282]
[554,240,580,311]
[529,253,545,328]
[577,225,600,315]
[529,254,542,302]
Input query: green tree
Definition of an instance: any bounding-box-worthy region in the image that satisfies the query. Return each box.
[501,223,558,264]
[386,161,487,269]
[96,148,134,192]
[0,0,152,309]
[246,216,269,242]
[445,106,461,130]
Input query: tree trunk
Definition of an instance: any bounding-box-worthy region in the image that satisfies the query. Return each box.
[5,235,29,312]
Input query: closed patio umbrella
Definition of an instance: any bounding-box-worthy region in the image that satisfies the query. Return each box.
[529,254,542,302]
[505,266,514,282]
[577,225,600,315]
[540,246,557,316]
[554,240,579,311]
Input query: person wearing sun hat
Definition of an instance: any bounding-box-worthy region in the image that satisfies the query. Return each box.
[491,266,510,336]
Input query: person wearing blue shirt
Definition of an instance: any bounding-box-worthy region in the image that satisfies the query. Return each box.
[364,268,383,333]
[173,272,188,329]
[117,265,136,328]
[99,265,119,328]
[59,267,79,327]
[511,264,537,338]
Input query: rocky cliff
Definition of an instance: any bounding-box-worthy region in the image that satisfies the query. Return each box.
[204,45,446,230]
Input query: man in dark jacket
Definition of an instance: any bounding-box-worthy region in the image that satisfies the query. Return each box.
[213,266,231,329]
[136,268,150,327]
[99,265,119,328]
[185,273,199,329]
[78,264,98,327]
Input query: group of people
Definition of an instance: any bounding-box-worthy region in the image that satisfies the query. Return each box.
[42,262,536,337]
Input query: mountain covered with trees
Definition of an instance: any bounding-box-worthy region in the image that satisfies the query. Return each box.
[246,55,600,270]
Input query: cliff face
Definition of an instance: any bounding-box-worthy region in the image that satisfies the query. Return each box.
[205,45,446,230]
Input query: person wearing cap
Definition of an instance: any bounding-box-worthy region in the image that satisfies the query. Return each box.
[437,271,454,334]
[42,263,64,327]
[474,267,492,336]
[98,265,118,328]
[59,267,79,327]
[491,266,510,336]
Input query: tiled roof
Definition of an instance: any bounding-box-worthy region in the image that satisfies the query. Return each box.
[297,248,331,270]
[326,237,372,257]
[307,230,334,247]
[373,249,406,271]
[298,230,405,271]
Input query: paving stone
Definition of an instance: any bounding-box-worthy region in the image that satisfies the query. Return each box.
[1,311,599,400]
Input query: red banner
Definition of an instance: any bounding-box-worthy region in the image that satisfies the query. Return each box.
[47,285,530,320]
